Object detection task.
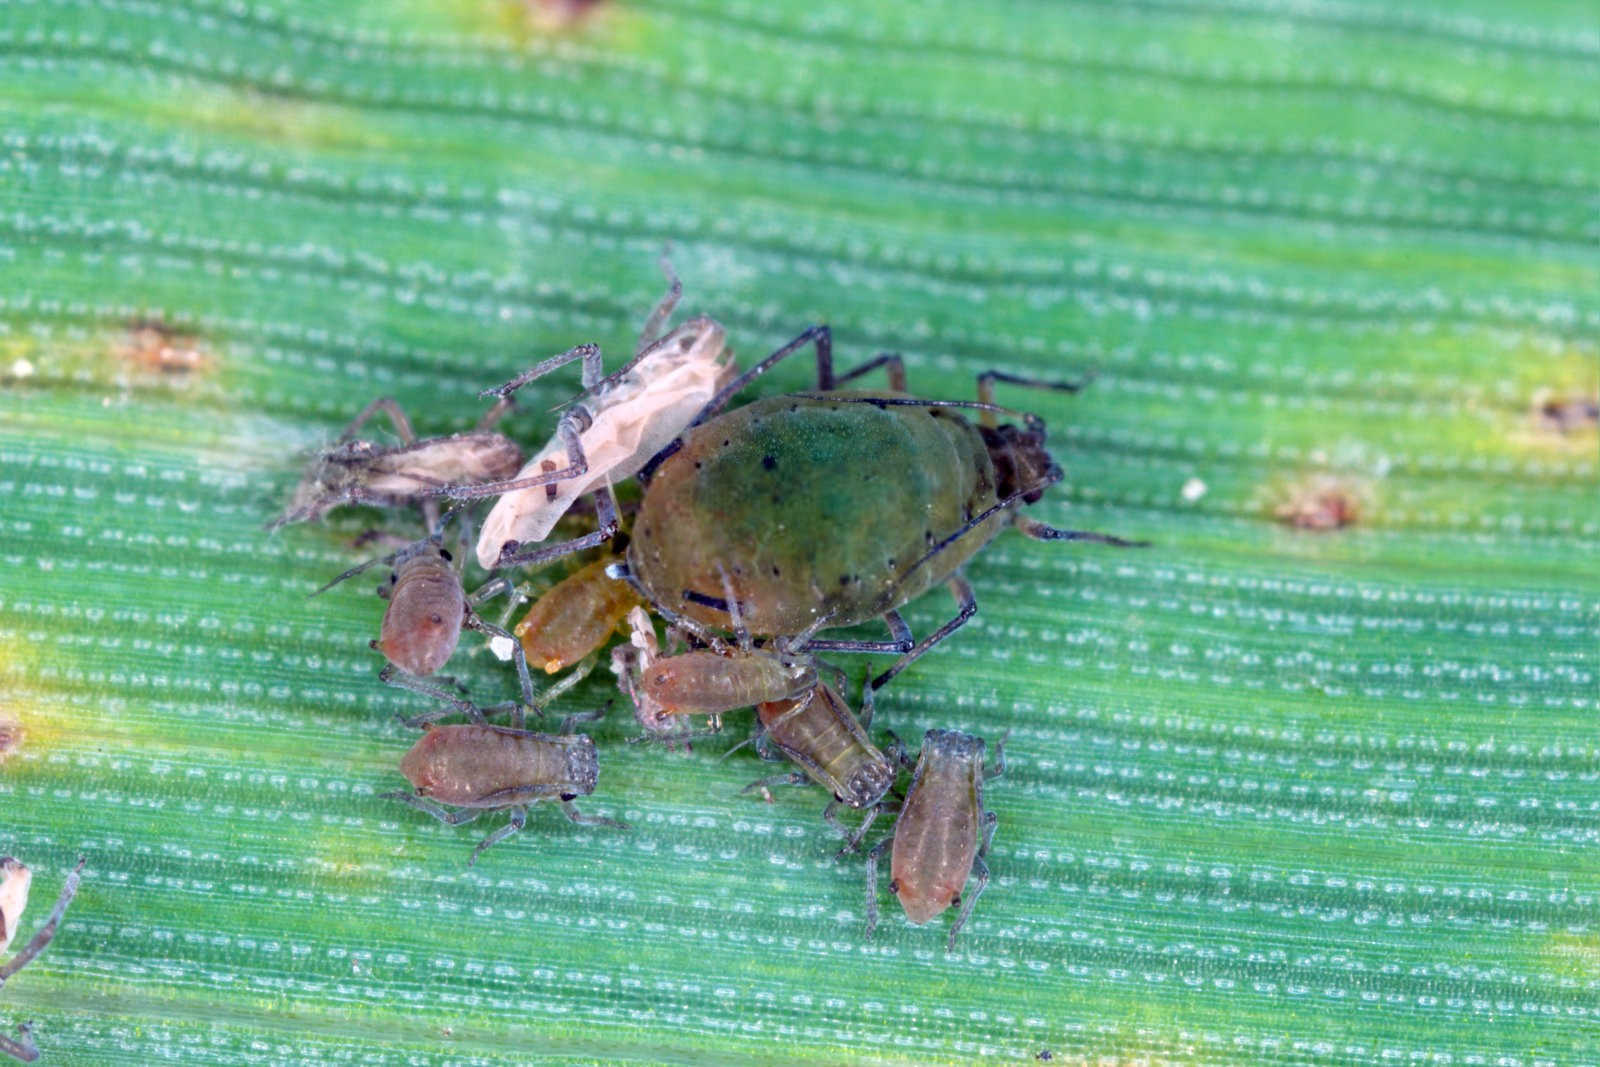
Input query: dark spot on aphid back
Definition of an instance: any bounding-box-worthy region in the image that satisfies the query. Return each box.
[762,454,776,471]
[430,613,445,626]
[770,566,781,577]
[439,549,453,562]
[722,439,730,448]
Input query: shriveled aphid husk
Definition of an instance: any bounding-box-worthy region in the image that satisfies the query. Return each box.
[0,857,31,956]
[476,317,735,567]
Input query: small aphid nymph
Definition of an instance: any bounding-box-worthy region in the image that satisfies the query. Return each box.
[1,856,85,1063]
[514,554,644,675]
[386,715,626,864]
[865,728,1005,950]
[745,681,899,853]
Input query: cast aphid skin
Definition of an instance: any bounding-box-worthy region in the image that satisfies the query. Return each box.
[272,394,524,531]
[386,714,625,865]
[864,728,1005,951]
[745,681,900,854]
[476,258,735,569]
[314,514,536,722]
[613,328,1144,693]
[0,857,85,1063]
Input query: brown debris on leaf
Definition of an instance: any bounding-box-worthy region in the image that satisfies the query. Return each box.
[0,720,19,762]
[117,320,214,378]
[1274,475,1369,531]
[1532,389,1599,435]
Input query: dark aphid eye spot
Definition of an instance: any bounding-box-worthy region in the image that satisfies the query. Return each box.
[839,574,854,586]
[924,529,934,543]
[694,461,703,470]
[430,613,445,625]
[770,566,781,577]
[389,571,399,582]
[439,548,453,562]
[561,792,577,802]
[789,403,799,412]
[722,439,730,448]
[762,454,776,471]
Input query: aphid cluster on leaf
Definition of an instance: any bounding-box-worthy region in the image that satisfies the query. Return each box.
[280,259,1143,946]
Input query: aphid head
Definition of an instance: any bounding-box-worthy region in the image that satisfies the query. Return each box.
[564,736,601,796]
[922,728,985,766]
[979,423,1062,505]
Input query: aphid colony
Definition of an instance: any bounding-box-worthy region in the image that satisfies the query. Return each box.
[279,263,1141,949]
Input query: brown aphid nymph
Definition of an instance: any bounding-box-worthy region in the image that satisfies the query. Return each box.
[386,720,625,864]
[515,555,644,674]
[745,682,899,853]
[865,728,1005,951]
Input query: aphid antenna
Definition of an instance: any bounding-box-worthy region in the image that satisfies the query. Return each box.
[791,392,1051,435]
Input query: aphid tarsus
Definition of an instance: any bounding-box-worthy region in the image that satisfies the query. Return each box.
[0,856,85,1063]
[864,728,1005,951]
[386,715,625,864]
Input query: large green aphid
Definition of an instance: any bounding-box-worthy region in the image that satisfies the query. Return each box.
[615,327,1146,689]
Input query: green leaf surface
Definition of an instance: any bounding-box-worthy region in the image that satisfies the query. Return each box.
[1,0,1597,1062]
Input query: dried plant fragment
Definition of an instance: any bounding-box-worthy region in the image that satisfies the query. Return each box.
[1274,475,1369,531]
[117,320,213,377]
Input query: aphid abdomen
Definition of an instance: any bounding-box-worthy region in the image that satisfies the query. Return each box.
[757,684,893,808]
[644,650,812,715]
[398,724,587,807]
[630,393,1004,635]
[890,730,985,923]
[379,554,465,676]
[515,556,643,672]
[366,432,524,499]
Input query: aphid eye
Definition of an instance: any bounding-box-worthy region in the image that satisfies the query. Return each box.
[439,548,453,562]
[429,613,445,625]
[560,792,577,802]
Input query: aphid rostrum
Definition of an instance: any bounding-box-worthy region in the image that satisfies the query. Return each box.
[0,856,84,1063]
[385,712,625,865]
[864,728,1005,950]
[611,329,1144,693]
[744,681,899,853]
[272,394,524,530]
[315,514,535,720]
[475,259,735,569]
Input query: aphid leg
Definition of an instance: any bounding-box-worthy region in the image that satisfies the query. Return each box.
[741,770,809,804]
[0,1022,38,1062]
[882,730,915,771]
[494,488,619,568]
[635,253,683,355]
[714,564,751,649]
[469,806,527,866]
[978,809,999,857]
[557,702,609,735]
[863,836,891,939]
[560,799,627,830]
[382,790,483,827]
[432,411,592,501]
[946,855,990,952]
[975,367,1094,420]
[870,575,978,691]
[1013,514,1149,548]
[535,653,599,718]
[831,352,907,392]
[480,343,605,402]
[802,611,913,656]
[378,663,484,722]
[464,612,538,716]
[337,395,417,445]
[986,730,1009,781]
[0,857,84,985]
[827,799,885,859]
[687,325,832,429]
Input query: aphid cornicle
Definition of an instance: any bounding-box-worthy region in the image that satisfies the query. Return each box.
[385,713,625,865]
[614,328,1144,692]
[0,856,85,1063]
[864,729,1005,951]
[744,681,899,853]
